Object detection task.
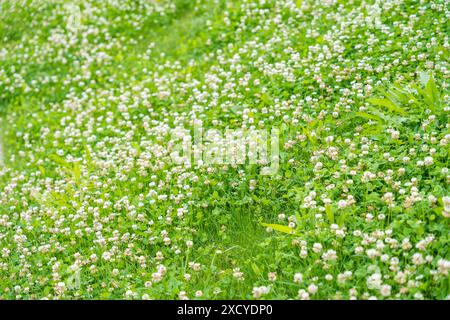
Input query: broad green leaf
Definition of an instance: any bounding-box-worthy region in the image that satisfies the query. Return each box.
[425,76,440,110]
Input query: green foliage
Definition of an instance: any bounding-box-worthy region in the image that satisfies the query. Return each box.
[0,0,449,301]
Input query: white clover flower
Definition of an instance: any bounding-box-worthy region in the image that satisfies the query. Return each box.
[252,286,270,299]
[54,282,66,295]
[443,196,450,214]
[297,289,310,300]
[152,272,163,283]
[414,292,424,300]
[195,290,203,297]
[322,249,337,261]
[0,0,448,302]
[102,252,112,261]
[179,291,189,300]
[233,268,244,281]
[437,259,450,275]
[338,200,348,208]
[424,156,434,166]
[412,253,425,265]
[125,290,134,299]
[293,273,303,284]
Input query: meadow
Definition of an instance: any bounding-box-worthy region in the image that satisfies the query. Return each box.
[0,0,449,300]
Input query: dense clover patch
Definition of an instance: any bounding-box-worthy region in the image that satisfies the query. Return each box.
[0,0,449,300]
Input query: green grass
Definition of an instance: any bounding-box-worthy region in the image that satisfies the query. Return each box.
[0,0,449,300]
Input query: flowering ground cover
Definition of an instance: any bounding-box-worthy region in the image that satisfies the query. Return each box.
[0,0,449,300]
